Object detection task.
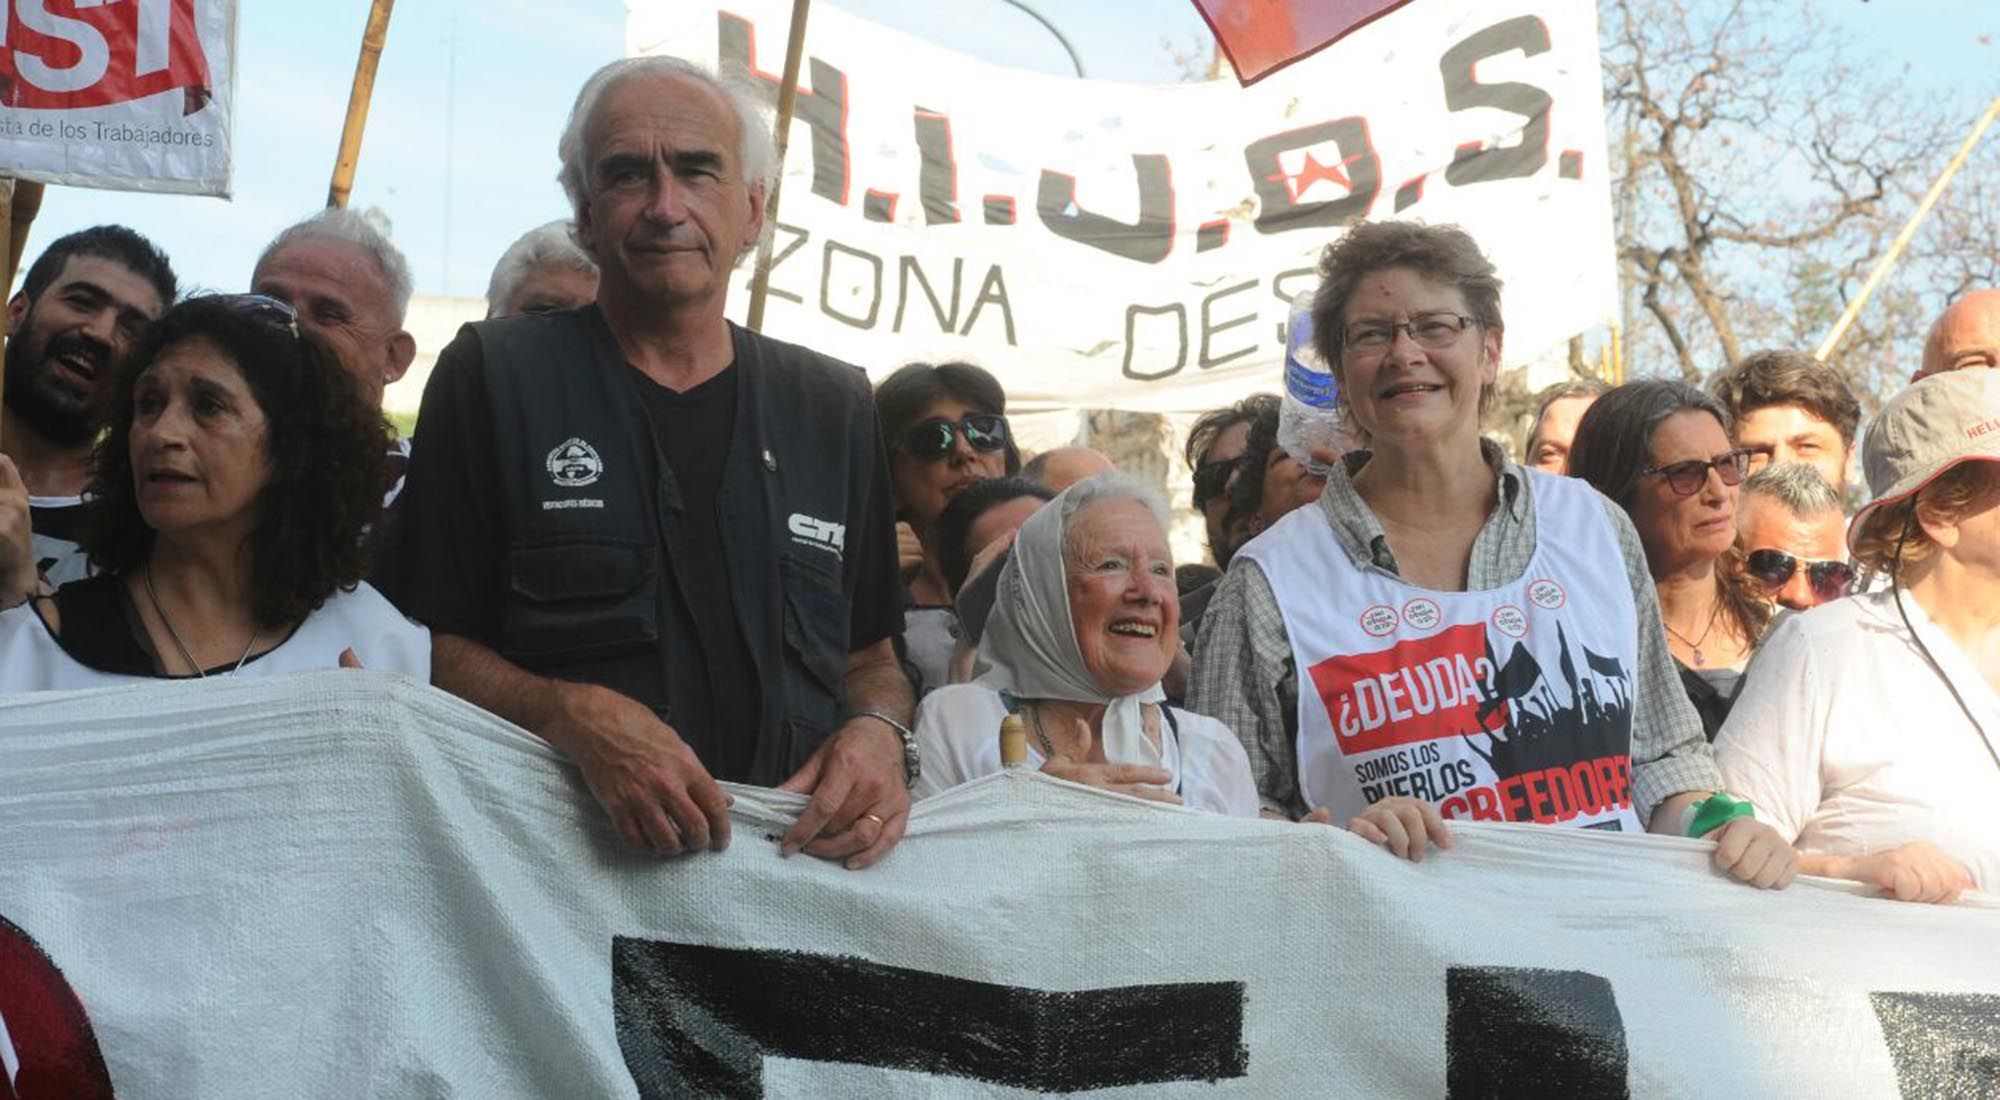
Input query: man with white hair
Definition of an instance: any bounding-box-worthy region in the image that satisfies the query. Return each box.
[484,220,599,319]
[381,58,913,868]
[1736,463,1852,612]
[251,208,418,508]
[251,207,416,403]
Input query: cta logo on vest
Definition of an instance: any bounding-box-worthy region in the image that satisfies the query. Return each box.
[789,513,846,558]
[1307,623,1503,754]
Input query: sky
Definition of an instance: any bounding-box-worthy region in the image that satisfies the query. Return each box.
[9,0,1995,307]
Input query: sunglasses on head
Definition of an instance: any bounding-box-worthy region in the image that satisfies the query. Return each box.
[210,293,302,339]
[1642,447,1752,497]
[900,413,1009,462]
[1745,549,1853,602]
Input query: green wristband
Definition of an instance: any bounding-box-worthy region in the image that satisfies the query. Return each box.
[1687,792,1755,837]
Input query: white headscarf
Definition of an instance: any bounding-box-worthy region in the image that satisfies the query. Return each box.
[975,474,1169,768]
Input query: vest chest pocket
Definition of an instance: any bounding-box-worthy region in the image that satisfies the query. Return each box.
[502,539,661,661]
[780,551,849,734]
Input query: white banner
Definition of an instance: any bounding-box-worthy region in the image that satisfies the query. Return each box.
[1,673,1997,1097]
[626,0,1619,413]
[0,0,237,196]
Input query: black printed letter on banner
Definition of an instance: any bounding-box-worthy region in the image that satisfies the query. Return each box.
[1243,119,1382,235]
[612,938,1247,1098]
[1440,17,1554,186]
[719,14,851,206]
[1446,966,1629,1100]
[1869,991,2000,1097]
[1036,156,1175,265]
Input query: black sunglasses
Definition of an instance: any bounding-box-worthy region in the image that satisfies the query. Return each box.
[1192,458,1234,507]
[209,293,301,339]
[900,413,1008,462]
[1642,447,1752,497]
[1745,549,1853,602]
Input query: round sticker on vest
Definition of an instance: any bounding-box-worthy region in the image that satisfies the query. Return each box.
[1491,604,1528,638]
[1360,604,1399,637]
[1401,597,1441,631]
[1528,579,1566,610]
[546,437,603,488]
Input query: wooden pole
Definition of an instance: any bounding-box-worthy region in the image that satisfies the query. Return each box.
[743,0,813,332]
[1816,94,2000,362]
[327,0,397,209]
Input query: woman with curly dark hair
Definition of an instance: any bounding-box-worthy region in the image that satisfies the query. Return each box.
[0,294,428,685]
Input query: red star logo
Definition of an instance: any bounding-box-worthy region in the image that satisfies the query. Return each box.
[1267,150,1359,203]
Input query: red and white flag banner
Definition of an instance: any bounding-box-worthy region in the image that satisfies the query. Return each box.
[1192,0,1412,85]
[0,0,237,196]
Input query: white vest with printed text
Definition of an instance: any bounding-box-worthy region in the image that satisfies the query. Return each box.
[1236,471,1643,831]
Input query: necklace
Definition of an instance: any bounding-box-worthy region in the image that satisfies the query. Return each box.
[143,562,260,678]
[1025,703,1059,758]
[1662,597,1722,668]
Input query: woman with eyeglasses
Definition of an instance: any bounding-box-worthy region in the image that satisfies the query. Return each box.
[0,295,429,687]
[1715,370,2000,901]
[873,361,1019,697]
[1568,381,1771,740]
[1189,222,1793,887]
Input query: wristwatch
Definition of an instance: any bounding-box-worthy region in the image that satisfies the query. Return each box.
[858,709,921,789]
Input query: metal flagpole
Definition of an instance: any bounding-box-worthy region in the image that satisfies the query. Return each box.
[743,0,813,333]
[1816,95,2000,362]
[327,0,398,209]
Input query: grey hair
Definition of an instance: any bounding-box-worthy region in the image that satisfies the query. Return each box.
[1742,462,1843,519]
[555,56,777,261]
[1059,472,1172,563]
[255,207,413,324]
[485,220,599,315]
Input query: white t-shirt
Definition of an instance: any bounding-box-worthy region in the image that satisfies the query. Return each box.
[912,683,1260,817]
[1715,589,2000,891]
[0,581,431,691]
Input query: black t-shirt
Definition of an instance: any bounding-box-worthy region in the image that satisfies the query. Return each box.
[633,366,760,779]
[378,318,903,782]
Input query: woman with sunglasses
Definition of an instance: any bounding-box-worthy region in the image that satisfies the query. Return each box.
[873,361,1019,697]
[1569,380,1771,740]
[1191,222,1791,886]
[1715,370,2000,901]
[0,295,428,687]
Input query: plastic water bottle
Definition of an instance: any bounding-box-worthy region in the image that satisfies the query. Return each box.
[1278,289,1341,476]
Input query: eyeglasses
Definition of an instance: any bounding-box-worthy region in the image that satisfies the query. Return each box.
[1744,548,1853,602]
[210,293,301,339]
[1192,458,1235,507]
[1641,448,1752,496]
[899,413,1009,462]
[1342,313,1479,356]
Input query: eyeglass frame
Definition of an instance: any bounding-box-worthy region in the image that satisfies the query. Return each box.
[896,412,1011,462]
[1339,312,1482,358]
[1640,446,1754,497]
[1743,548,1854,602]
[208,292,302,340]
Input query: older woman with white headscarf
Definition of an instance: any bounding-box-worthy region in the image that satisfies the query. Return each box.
[912,473,1259,815]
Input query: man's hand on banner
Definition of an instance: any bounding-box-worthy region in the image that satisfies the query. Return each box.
[1825,843,1973,905]
[776,717,910,870]
[552,683,734,857]
[1705,816,1799,890]
[1338,797,1456,862]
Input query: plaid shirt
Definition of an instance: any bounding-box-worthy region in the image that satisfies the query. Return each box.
[1187,441,1722,823]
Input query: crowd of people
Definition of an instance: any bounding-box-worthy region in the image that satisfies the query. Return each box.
[1,56,1994,902]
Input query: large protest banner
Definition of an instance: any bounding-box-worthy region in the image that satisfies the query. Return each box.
[0,0,237,196]
[626,0,1618,413]
[1,673,1996,1097]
